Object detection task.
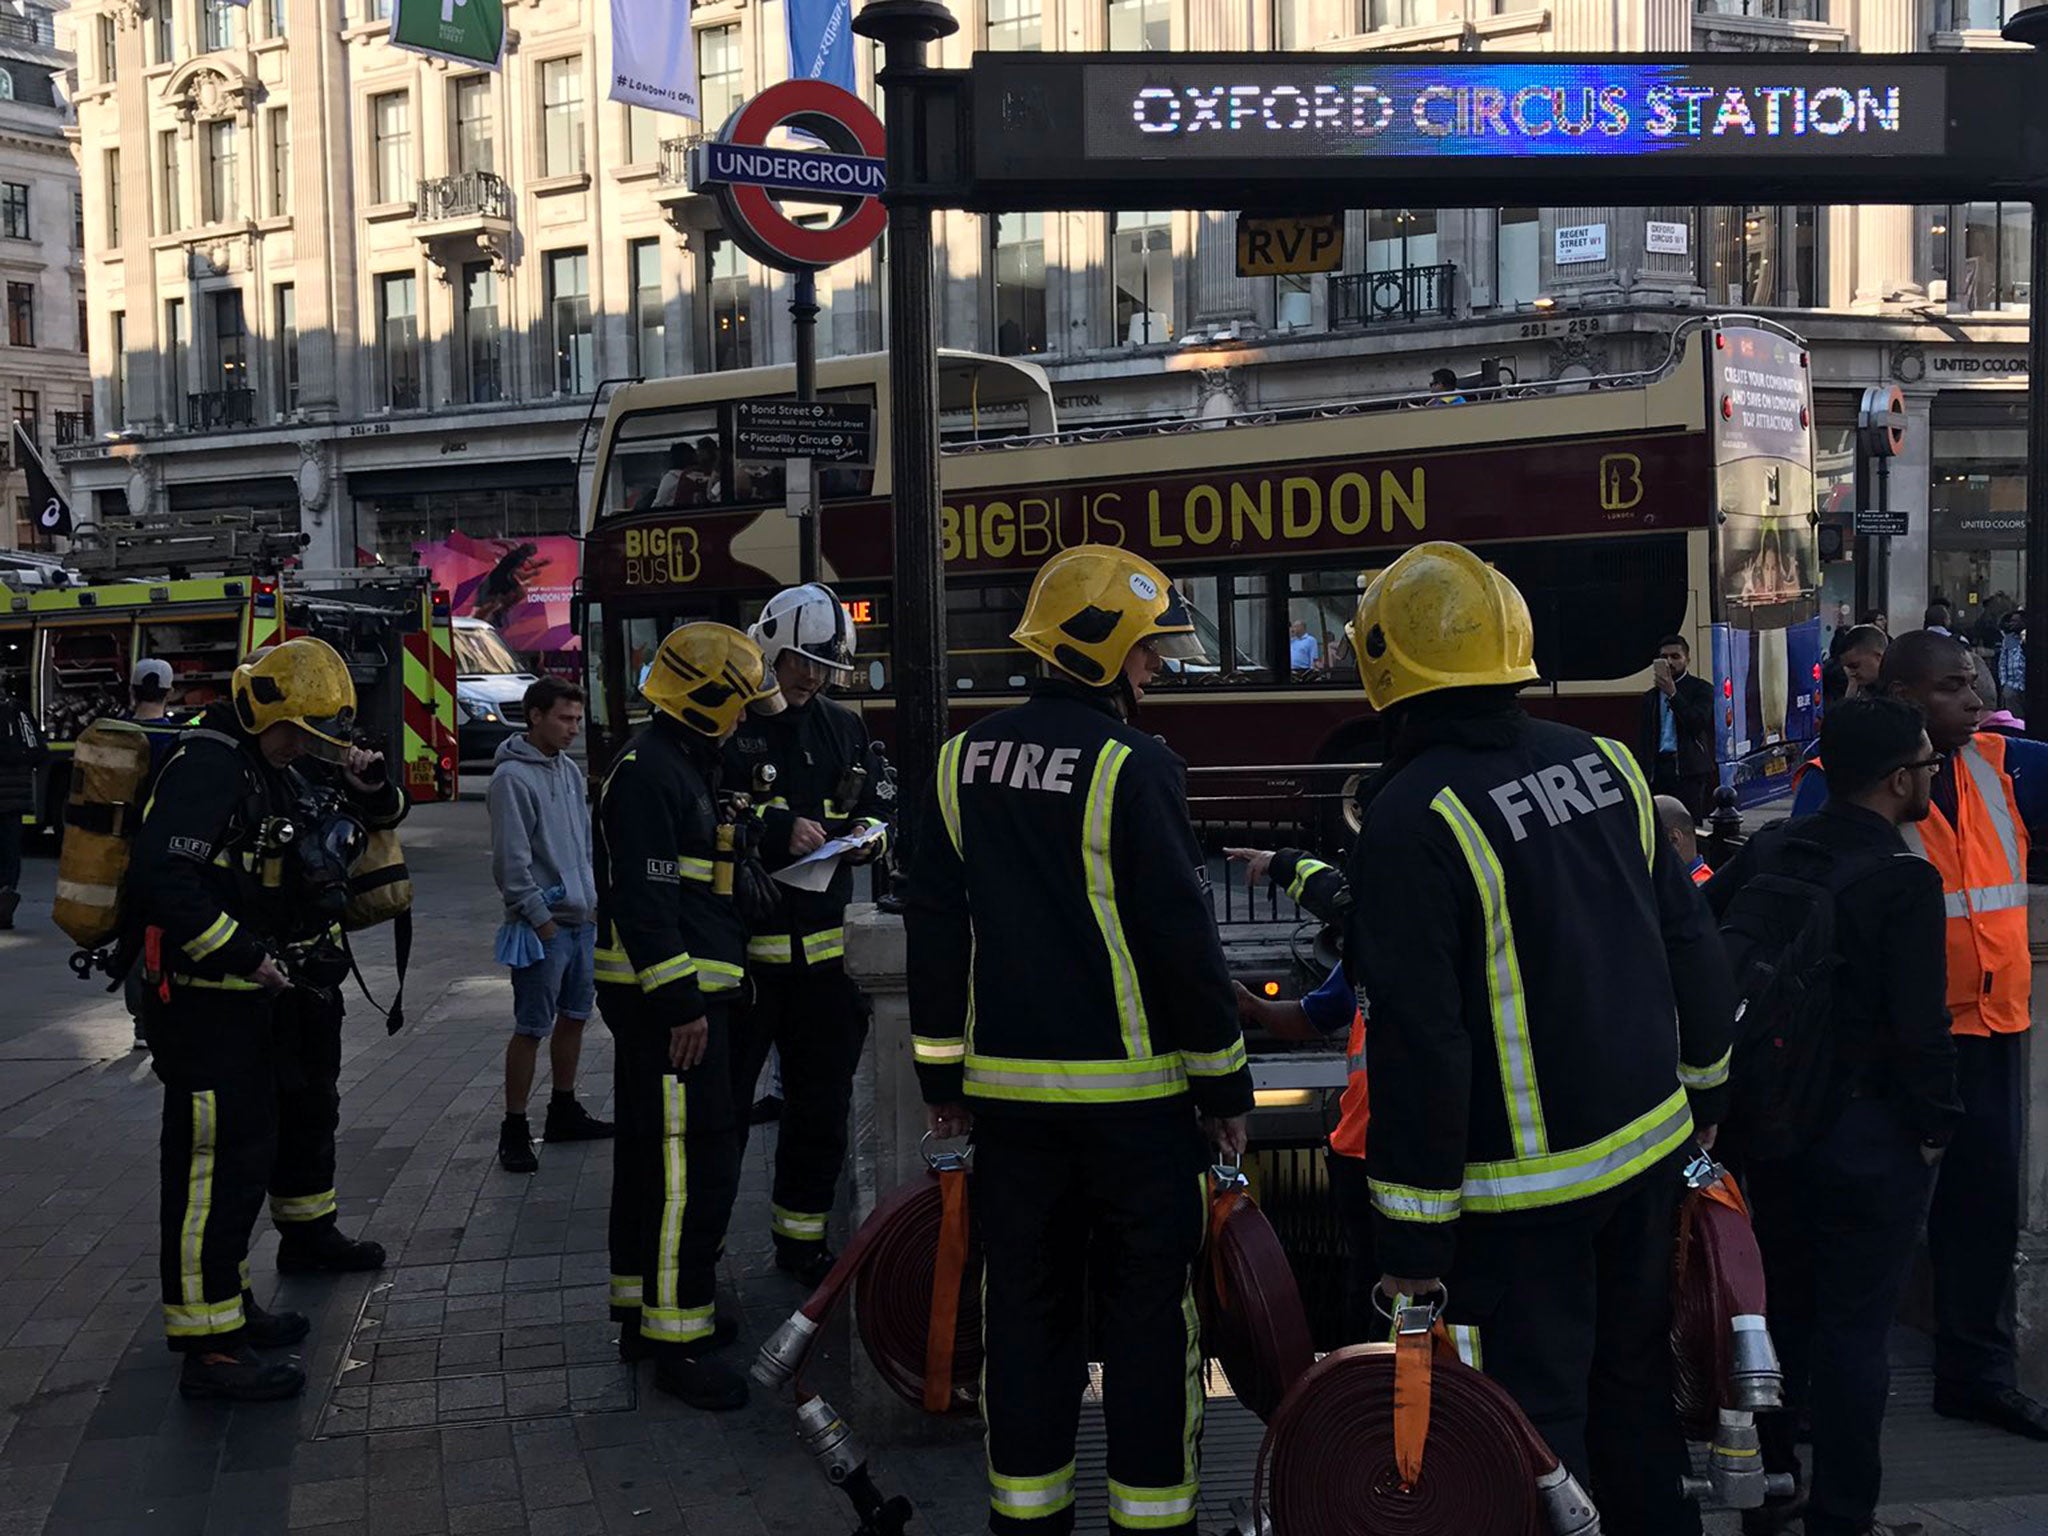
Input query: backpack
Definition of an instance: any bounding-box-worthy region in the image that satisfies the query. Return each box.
[1714,834,1886,1162]
[52,718,156,948]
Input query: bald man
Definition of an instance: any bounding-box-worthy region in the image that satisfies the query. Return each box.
[1654,795,1711,886]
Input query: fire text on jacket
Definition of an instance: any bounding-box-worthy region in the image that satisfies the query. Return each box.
[959,739,1083,794]
[1488,753,1627,842]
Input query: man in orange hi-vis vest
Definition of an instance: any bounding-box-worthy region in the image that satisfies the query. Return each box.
[1790,629,2048,1442]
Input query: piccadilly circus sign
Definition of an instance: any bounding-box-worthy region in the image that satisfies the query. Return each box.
[688,79,887,272]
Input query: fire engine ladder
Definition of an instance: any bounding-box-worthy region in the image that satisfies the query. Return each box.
[64,511,309,580]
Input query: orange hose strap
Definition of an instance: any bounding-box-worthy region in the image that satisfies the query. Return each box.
[922,1165,970,1413]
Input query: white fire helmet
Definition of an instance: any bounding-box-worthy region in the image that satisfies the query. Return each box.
[749,583,858,675]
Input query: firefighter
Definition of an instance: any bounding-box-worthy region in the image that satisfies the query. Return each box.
[265,741,407,1274]
[1342,543,1734,1535]
[595,622,783,1411]
[905,545,1253,1536]
[130,637,361,1401]
[725,583,892,1285]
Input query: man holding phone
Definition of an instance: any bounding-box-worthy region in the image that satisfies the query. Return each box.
[1640,634,1717,822]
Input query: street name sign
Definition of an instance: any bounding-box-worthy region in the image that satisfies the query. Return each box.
[732,401,876,465]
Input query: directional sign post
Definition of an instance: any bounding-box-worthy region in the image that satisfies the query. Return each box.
[732,400,877,464]
[690,78,889,583]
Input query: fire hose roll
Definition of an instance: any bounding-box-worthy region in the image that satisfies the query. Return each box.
[1196,1169,1315,1423]
[1255,1345,1596,1536]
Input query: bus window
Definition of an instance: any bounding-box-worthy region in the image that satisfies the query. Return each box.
[612,413,722,515]
[1227,573,1276,684]
[1286,569,1359,684]
[947,581,1033,693]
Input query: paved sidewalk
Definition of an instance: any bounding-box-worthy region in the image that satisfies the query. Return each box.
[0,800,2040,1536]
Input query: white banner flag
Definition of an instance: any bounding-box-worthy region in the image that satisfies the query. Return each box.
[609,0,699,121]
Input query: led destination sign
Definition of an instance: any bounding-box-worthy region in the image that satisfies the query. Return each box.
[1082,62,1948,160]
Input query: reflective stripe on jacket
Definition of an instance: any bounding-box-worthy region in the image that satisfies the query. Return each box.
[1899,733,2032,1037]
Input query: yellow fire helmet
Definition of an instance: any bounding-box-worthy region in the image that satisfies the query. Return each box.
[231,635,358,758]
[1350,541,1540,712]
[642,622,785,737]
[1010,545,1208,687]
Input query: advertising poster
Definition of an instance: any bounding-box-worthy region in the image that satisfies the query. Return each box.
[415,533,582,654]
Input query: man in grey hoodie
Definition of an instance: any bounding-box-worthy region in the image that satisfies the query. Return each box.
[489,676,613,1172]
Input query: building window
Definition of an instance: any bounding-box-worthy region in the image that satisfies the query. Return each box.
[1700,206,1820,307]
[0,70,16,103]
[204,120,239,225]
[631,238,664,378]
[698,24,742,129]
[1273,271,1312,330]
[547,249,592,394]
[1693,0,1819,18]
[165,298,187,425]
[274,284,297,414]
[154,0,175,65]
[627,104,662,165]
[1916,204,1951,298]
[370,0,392,19]
[110,311,126,429]
[453,76,494,176]
[71,189,82,249]
[707,233,750,371]
[0,183,27,242]
[461,264,502,403]
[201,0,234,51]
[1365,0,1419,26]
[1930,394,2028,644]
[268,108,290,216]
[266,0,288,39]
[210,289,246,395]
[13,390,36,446]
[372,91,411,206]
[1112,210,1173,344]
[97,14,116,83]
[988,0,1041,49]
[1366,208,1438,271]
[991,212,1046,355]
[540,57,586,178]
[1938,0,2019,26]
[159,130,183,234]
[1958,202,2031,311]
[76,299,86,352]
[376,272,420,409]
[1497,207,1541,308]
[1106,0,1169,50]
[6,284,31,348]
[104,149,121,245]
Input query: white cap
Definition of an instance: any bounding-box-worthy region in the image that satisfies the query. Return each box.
[131,658,173,690]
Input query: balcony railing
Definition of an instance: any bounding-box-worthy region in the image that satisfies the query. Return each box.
[54,408,92,445]
[0,11,57,48]
[1329,264,1458,328]
[187,388,255,431]
[657,136,703,188]
[415,170,512,222]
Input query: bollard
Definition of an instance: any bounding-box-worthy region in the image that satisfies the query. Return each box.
[1705,784,1746,871]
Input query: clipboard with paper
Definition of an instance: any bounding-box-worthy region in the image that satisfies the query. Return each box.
[772,821,889,892]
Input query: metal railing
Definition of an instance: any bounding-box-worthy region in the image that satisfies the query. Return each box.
[53,408,91,445]
[1329,263,1458,328]
[1185,761,1372,929]
[415,170,512,222]
[0,10,57,47]
[186,388,255,431]
[656,136,695,187]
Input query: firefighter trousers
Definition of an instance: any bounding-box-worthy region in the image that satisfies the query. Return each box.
[730,963,868,1253]
[269,986,344,1231]
[976,1106,1209,1536]
[1931,1031,2025,1394]
[599,984,740,1347]
[153,987,278,1349]
[1441,1158,1698,1536]
[1323,1150,1378,1345]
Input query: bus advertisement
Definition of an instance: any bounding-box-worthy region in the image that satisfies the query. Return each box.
[580,318,1820,809]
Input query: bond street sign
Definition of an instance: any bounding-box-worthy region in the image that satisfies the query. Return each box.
[945,52,2048,210]
[689,79,887,272]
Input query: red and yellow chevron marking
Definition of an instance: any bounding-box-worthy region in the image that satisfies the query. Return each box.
[401,628,440,804]
[429,602,458,798]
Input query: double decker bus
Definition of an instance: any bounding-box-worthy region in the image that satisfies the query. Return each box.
[580,319,1820,807]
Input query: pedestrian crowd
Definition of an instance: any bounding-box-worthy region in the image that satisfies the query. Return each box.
[69,537,2048,1536]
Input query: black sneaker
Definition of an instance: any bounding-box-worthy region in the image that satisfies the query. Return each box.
[277,1222,387,1274]
[1740,1486,1806,1536]
[619,1314,739,1363]
[775,1242,838,1289]
[0,888,17,930]
[499,1116,538,1173]
[543,1097,615,1142]
[180,1343,306,1401]
[1932,1384,2048,1441]
[240,1294,310,1350]
[652,1349,749,1411]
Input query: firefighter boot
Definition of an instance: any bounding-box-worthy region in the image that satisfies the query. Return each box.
[620,1313,739,1363]
[774,1238,837,1289]
[277,1217,388,1274]
[239,1293,311,1350]
[651,1341,750,1412]
[0,888,17,930]
[179,1342,307,1402]
[543,1093,615,1143]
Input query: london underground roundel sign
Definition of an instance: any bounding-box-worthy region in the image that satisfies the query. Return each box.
[688,79,887,273]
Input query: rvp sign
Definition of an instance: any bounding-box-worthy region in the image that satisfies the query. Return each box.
[1235,215,1344,277]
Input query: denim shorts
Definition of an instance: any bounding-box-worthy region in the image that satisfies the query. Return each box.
[510,922,595,1038]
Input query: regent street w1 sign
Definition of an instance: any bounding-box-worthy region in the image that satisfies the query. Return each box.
[940,52,2047,210]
